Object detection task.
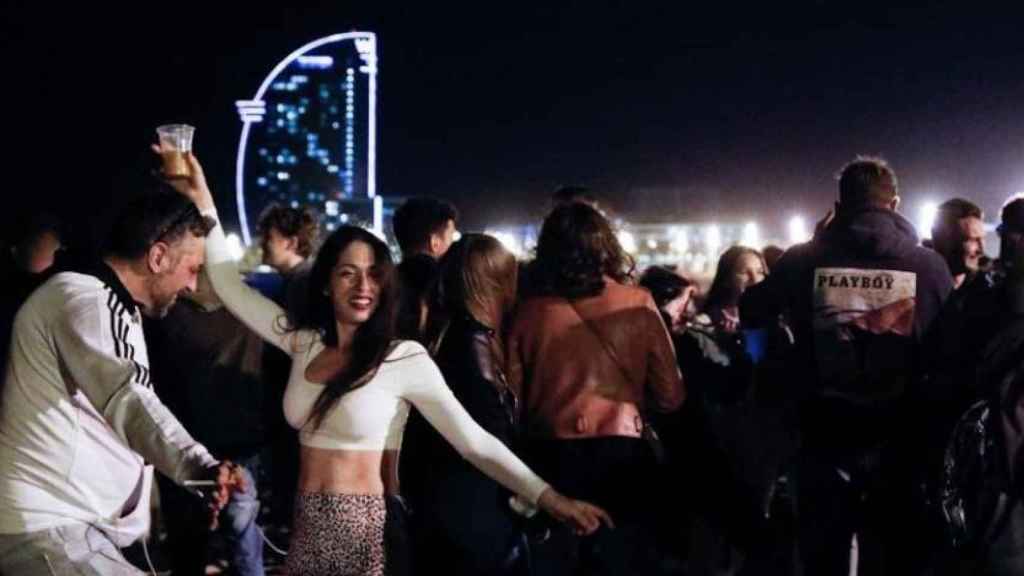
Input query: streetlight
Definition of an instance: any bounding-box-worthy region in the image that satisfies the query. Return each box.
[488,230,523,258]
[226,233,244,261]
[788,215,810,245]
[617,230,637,254]
[741,221,760,247]
[670,227,689,254]
[704,224,721,256]
[917,201,938,239]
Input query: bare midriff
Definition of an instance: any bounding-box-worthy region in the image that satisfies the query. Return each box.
[297,445,401,496]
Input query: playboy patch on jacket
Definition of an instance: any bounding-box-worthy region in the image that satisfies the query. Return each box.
[812,268,917,402]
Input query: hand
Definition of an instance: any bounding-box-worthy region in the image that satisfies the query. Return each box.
[537,488,614,536]
[150,144,215,212]
[814,207,835,237]
[202,461,246,530]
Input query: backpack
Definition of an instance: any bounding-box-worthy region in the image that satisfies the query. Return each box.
[940,400,1004,550]
[940,319,1024,554]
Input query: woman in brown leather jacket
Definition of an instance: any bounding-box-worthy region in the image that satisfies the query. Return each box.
[508,202,685,576]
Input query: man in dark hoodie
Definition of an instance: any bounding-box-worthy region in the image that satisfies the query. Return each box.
[741,156,953,575]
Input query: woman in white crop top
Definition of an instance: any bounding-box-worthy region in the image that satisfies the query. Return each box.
[167,153,612,575]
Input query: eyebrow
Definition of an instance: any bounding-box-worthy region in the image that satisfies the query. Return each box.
[335,262,378,270]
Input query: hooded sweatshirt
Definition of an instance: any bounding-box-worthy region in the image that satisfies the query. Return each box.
[742,207,953,456]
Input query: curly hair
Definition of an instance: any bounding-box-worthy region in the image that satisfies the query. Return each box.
[531,202,635,299]
[257,204,320,258]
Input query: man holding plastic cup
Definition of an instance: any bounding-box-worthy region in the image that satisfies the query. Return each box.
[157,123,195,179]
[0,150,243,574]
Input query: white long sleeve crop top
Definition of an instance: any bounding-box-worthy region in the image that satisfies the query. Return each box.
[202,210,550,505]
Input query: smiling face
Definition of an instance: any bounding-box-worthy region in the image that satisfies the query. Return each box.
[948,216,985,276]
[329,240,382,326]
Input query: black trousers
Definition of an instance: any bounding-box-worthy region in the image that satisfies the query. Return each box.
[796,446,931,576]
[526,436,660,576]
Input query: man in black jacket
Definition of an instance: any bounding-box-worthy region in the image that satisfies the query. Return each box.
[741,156,953,575]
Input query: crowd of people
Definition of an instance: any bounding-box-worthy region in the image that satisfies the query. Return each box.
[0,150,1022,576]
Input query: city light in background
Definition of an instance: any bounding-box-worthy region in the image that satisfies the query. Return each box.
[234,32,379,246]
[741,221,760,248]
[788,215,810,245]
[617,230,638,253]
[917,200,938,239]
[225,233,245,261]
[488,230,523,258]
[704,224,722,256]
[671,227,689,254]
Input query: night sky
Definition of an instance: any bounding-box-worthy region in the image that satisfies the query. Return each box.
[5,1,1024,248]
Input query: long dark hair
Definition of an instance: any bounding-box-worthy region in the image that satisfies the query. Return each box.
[703,245,766,313]
[290,225,398,429]
[531,202,635,299]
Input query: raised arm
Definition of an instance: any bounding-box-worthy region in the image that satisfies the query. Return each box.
[161,151,294,353]
[396,343,613,534]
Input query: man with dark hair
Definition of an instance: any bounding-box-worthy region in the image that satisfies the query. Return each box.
[946,197,1024,360]
[948,196,1024,401]
[937,196,1024,573]
[932,198,986,289]
[391,196,459,341]
[0,185,241,574]
[392,196,459,259]
[393,196,459,531]
[741,156,953,575]
[256,204,319,274]
[253,204,319,539]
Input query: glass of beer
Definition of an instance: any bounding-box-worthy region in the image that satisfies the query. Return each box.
[156,124,195,179]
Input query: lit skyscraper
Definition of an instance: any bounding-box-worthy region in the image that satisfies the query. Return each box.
[236,32,378,244]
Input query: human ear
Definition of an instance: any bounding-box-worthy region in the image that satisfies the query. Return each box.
[148,242,171,274]
[428,233,443,257]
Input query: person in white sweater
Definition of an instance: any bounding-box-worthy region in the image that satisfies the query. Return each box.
[167,152,613,575]
[0,189,243,575]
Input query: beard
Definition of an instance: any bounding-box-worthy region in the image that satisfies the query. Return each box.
[142,291,178,319]
[143,274,181,319]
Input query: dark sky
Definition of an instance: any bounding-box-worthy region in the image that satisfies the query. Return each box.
[5,1,1024,246]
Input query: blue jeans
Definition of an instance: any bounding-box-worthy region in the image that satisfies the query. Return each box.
[158,455,264,576]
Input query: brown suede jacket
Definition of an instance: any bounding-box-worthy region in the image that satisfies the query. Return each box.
[508,280,685,439]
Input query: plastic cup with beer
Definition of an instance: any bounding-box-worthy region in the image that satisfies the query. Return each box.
[156,124,195,179]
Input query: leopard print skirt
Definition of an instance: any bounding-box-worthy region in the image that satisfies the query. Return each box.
[285,492,387,576]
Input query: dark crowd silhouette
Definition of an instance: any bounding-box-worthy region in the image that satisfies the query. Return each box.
[0,152,1022,576]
